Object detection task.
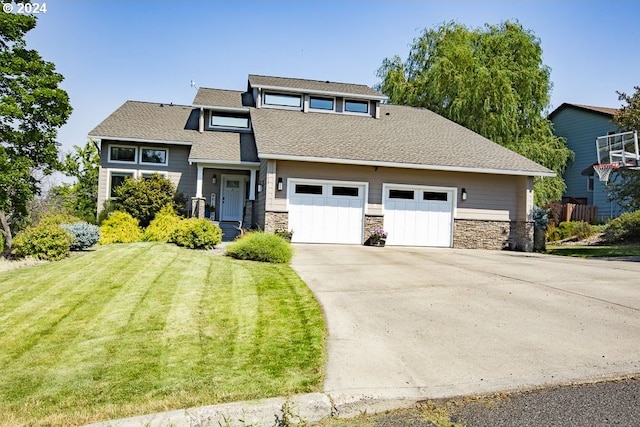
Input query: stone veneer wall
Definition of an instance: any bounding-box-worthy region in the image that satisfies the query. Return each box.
[191,197,205,218]
[264,211,289,232]
[453,219,534,251]
[364,215,384,242]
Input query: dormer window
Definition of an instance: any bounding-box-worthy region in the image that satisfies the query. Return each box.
[309,96,335,111]
[263,92,302,109]
[210,113,249,129]
[344,99,369,114]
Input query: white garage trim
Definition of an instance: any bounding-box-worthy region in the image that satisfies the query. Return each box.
[287,178,368,244]
[382,183,457,247]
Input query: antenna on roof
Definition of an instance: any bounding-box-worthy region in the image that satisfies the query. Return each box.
[190,80,197,89]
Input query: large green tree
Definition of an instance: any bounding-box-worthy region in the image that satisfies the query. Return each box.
[608,86,640,210]
[50,140,100,223]
[376,21,572,205]
[0,11,71,256]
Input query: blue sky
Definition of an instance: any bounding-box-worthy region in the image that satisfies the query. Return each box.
[23,1,640,155]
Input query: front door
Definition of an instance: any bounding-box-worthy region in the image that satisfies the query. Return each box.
[221,175,245,221]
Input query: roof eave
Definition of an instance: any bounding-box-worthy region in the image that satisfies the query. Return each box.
[259,153,555,177]
[252,84,388,101]
[88,135,193,146]
[192,104,250,113]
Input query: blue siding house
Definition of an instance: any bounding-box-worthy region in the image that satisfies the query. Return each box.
[549,103,623,221]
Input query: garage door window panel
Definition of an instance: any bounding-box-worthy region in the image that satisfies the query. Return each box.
[389,189,414,200]
[423,191,448,201]
[332,186,359,197]
[295,184,323,195]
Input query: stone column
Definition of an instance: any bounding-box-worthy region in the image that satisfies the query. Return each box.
[191,197,206,218]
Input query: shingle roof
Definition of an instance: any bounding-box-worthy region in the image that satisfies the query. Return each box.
[248,74,386,100]
[88,101,258,163]
[192,88,252,108]
[548,103,618,119]
[250,105,553,176]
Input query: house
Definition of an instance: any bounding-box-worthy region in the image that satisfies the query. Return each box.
[89,74,553,250]
[549,103,625,221]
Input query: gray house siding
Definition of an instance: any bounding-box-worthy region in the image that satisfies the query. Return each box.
[551,107,623,220]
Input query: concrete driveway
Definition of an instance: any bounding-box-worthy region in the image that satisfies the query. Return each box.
[291,245,640,405]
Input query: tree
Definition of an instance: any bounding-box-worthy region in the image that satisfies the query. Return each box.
[50,140,100,223]
[608,86,640,210]
[0,11,72,256]
[376,21,572,206]
[113,174,183,227]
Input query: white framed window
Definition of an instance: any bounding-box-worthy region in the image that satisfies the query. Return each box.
[140,147,168,166]
[108,170,135,198]
[210,114,249,129]
[309,96,335,111]
[108,145,137,164]
[344,99,369,114]
[263,92,302,109]
[140,171,169,180]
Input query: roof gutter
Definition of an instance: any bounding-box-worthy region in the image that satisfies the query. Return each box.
[259,153,556,177]
[192,105,250,113]
[252,84,388,101]
[88,135,193,146]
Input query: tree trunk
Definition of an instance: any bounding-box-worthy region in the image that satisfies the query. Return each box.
[0,210,12,258]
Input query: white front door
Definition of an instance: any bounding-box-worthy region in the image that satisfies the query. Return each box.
[221,175,245,221]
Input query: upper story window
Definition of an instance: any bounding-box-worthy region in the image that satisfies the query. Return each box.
[264,92,302,108]
[109,145,137,163]
[140,148,168,166]
[210,114,249,129]
[344,99,369,114]
[309,96,335,111]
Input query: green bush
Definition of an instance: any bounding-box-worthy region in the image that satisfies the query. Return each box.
[546,221,593,242]
[225,231,293,263]
[604,210,640,243]
[170,218,222,249]
[12,223,73,261]
[38,212,82,227]
[63,222,100,250]
[99,211,143,245]
[0,233,5,255]
[113,174,182,227]
[144,205,182,242]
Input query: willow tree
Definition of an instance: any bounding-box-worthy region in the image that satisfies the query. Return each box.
[376,21,571,206]
[0,11,72,256]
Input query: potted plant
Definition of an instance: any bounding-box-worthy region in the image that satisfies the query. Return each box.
[368,228,388,247]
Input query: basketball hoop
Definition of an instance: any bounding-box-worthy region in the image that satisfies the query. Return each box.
[593,163,618,183]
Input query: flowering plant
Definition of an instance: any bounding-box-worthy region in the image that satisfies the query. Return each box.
[370,228,388,240]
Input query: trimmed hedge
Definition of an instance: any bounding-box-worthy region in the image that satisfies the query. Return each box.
[604,210,640,243]
[170,218,222,249]
[225,231,293,263]
[99,211,143,244]
[144,205,181,242]
[12,223,74,261]
[63,222,100,250]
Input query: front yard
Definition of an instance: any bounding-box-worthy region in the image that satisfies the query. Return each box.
[0,243,326,427]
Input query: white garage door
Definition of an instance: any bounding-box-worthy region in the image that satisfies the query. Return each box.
[383,185,454,247]
[288,180,365,244]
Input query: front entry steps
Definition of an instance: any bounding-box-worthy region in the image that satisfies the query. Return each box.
[218,221,242,242]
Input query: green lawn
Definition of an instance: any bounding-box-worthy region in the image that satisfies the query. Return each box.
[546,244,640,258]
[0,243,326,427]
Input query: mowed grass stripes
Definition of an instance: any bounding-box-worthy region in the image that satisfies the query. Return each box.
[0,243,326,427]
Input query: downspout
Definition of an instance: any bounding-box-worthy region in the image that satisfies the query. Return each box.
[199,107,204,133]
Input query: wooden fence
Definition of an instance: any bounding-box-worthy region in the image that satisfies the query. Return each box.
[562,203,598,223]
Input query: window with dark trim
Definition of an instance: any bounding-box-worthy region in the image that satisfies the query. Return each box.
[264,92,302,108]
[295,184,323,195]
[344,100,369,114]
[110,172,135,197]
[389,189,414,200]
[423,191,448,201]
[141,148,168,165]
[109,146,136,163]
[332,186,359,197]
[310,97,334,111]
[587,176,594,192]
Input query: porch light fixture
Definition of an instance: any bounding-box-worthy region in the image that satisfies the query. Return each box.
[461,188,468,201]
[212,174,217,184]
[258,181,263,193]
[277,177,283,191]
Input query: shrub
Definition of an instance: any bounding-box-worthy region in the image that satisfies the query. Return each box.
[38,212,82,227]
[0,233,4,256]
[99,211,143,245]
[12,223,73,261]
[62,222,100,250]
[170,218,222,249]
[144,205,182,242]
[225,231,293,263]
[97,200,116,225]
[546,221,593,242]
[113,174,181,227]
[604,210,640,243]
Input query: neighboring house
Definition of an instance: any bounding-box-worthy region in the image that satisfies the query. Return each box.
[89,74,553,250]
[549,103,624,221]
